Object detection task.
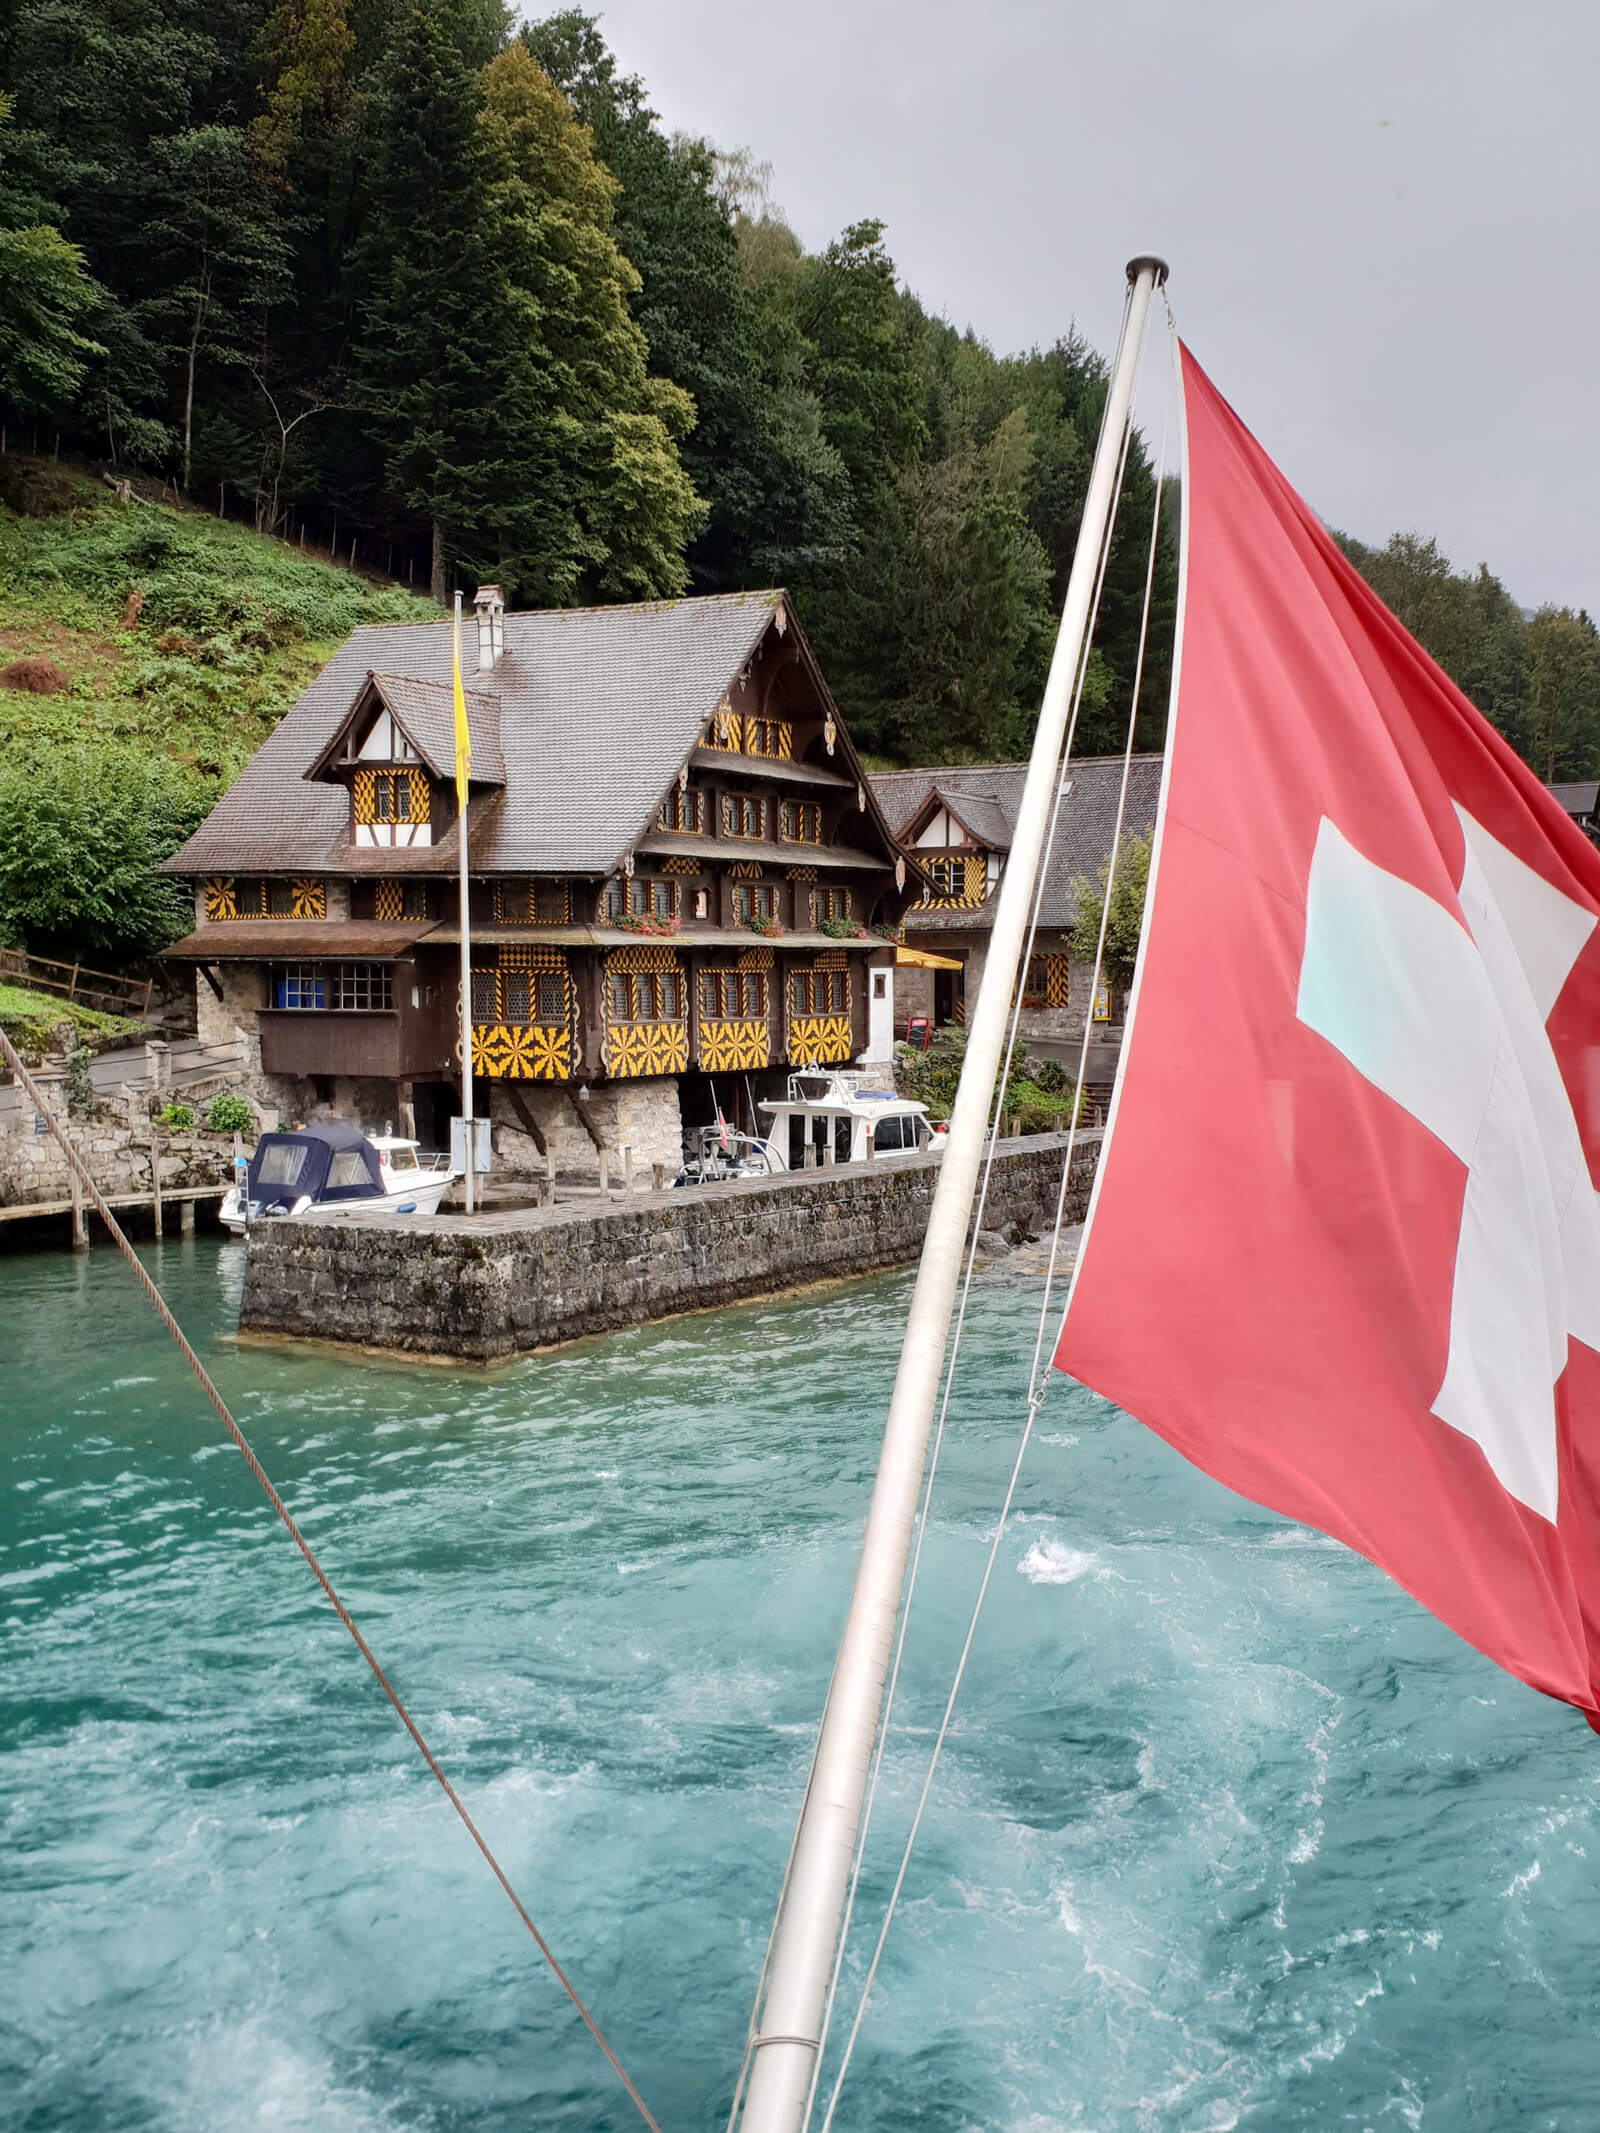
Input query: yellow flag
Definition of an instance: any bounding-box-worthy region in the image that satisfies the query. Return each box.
[452,598,471,807]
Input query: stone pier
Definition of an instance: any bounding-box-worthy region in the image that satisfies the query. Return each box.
[238,1131,1101,1361]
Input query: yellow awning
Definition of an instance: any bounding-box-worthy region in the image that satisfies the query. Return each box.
[895,945,965,971]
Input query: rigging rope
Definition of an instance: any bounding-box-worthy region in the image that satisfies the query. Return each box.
[0,1024,663,2133]
[813,317,1175,2133]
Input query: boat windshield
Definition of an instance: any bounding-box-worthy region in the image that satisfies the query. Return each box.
[327,1150,376,1190]
[386,1146,418,1171]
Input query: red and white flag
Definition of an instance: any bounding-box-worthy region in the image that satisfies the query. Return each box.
[1057,347,1600,1723]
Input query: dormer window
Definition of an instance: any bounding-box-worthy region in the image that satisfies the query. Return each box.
[353,765,431,847]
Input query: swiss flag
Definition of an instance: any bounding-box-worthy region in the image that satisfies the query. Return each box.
[1056,346,1600,1724]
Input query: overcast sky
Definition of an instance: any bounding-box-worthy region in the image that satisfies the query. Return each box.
[580,0,1598,614]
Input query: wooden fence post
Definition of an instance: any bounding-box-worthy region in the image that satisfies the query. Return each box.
[149,1126,163,1240]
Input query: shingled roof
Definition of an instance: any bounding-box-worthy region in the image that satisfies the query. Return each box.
[166,590,786,877]
[871,755,1165,931]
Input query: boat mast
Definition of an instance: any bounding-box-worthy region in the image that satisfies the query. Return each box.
[736,256,1168,2133]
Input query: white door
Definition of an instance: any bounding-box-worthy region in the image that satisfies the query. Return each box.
[865,964,894,1063]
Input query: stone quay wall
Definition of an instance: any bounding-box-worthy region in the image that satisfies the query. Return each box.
[238,1130,1102,1361]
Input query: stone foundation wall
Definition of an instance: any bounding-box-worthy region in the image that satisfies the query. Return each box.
[0,1100,237,1209]
[489,1075,682,1182]
[238,1130,1101,1361]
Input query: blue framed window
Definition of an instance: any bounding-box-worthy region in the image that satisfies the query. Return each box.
[274,965,325,1010]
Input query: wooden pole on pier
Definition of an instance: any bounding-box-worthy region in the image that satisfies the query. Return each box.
[149,1126,164,1240]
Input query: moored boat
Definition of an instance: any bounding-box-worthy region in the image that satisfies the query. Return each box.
[757,1070,946,1172]
[219,1123,456,1234]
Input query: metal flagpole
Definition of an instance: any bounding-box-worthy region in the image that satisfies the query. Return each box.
[454,590,475,1217]
[735,255,1168,2133]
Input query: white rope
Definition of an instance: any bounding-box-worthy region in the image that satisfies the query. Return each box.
[813,321,1175,2133]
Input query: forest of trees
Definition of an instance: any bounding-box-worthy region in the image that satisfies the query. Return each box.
[0,0,1172,767]
[1,0,1597,780]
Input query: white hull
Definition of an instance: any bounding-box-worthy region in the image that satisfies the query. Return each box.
[220,1162,457,1235]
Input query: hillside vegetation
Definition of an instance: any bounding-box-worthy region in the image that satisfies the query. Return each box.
[0,460,430,961]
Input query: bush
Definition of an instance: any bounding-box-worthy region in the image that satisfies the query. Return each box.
[204,1093,253,1134]
[63,1043,95,1116]
[0,741,210,960]
[156,1101,194,1131]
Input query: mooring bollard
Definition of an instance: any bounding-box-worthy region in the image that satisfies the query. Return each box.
[598,1150,609,1195]
[69,1164,87,1251]
[623,1145,635,1195]
[652,1162,666,1193]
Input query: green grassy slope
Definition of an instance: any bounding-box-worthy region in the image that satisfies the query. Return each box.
[0,460,435,785]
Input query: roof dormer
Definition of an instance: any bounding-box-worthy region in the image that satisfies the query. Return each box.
[305,671,506,848]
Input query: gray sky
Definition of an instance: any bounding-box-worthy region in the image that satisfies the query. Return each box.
[583,0,1599,613]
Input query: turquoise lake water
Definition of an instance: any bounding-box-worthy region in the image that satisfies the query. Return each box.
[3,1237,1597,2132]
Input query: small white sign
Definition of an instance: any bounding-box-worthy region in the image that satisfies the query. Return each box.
[450,1116,492,1175]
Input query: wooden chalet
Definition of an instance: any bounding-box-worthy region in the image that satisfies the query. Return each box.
[162,588,916,1173]
[869,756,1164,1074]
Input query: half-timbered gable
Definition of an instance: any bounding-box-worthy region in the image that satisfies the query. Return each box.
[870,757,1164,1075]
[162,589,915,1173]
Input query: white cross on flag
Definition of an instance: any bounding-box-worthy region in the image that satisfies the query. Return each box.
[1057,348,1600,1725]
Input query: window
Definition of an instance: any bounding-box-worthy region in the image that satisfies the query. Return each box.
[372,769,420,822]
[747,717,790,758]
[734,881,781,924]
[780,799,821,844]
[257,1142,310,1187]
[924,855,963,900]
[503,968,532,1024]
[603,876,677,922]
[788,966,848,1017]
[609,967,685,1022]
[273,965,324,1010]
[332,963,392,1011]
[699,969,768,1020]
[722,794,763,840]
[874,1115,905,1152]
[1021,955,1049,1006]
[872,971,888,1000]
[693,888,709,920]
[818,886,852,922]
[471,968,498,1020]
[265,879,295,916]
[657,786,705,833]
[496,881,568,924]
[327,1150,373,1190]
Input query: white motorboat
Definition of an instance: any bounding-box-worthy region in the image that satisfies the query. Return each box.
[757,1071,946,1173]
[219,1124,457,1234]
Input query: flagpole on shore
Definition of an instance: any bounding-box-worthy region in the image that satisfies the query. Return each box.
[453,590,475,1217]
[734,255,1169,2133]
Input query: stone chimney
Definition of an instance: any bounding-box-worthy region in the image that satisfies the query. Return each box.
[473,584,505,671]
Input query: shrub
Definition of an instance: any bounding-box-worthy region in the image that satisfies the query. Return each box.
[204,1093,253,1134]
[156,1101,194,1130]
[0,741,210,960]
[63,1043,94,1116]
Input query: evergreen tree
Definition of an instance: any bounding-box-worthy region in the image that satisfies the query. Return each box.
[478,44,703,601]
[350,0,545,598]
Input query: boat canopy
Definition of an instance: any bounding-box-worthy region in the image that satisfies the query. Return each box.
[245,1124,385,1210]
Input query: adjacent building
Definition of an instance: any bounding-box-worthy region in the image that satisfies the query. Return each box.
[870,755,1164,1072]
[162,588,916,1177]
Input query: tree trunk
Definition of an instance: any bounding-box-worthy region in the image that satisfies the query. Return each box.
[431,520,447,605]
